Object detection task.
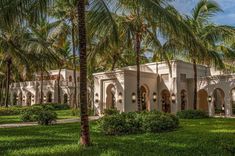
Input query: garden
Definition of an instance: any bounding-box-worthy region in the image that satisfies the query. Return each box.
[1,108,235,155]
[0,103,79,125]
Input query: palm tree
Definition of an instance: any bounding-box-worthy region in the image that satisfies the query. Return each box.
[183,0,235,109]
[0,24,32,107]
[52,0,79,108]
[0,72,5,106]
[77,0,90,146]
[25,19,61,104]
[56,42,74,104]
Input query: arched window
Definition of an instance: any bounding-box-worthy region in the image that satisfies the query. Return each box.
[69,76,72,82]
[64,94,68,104]
[26,92,32,106]
[197,89,208,112]
[13,93,17,106]
[47,91,53,103]
[213,88,225,115]
[181,90,187,111]
[140,85,150,111]
[161,89,171,113]
[106,84,116,109]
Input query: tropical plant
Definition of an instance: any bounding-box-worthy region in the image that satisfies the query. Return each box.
[77,0,90,146]
[52,0,79,108]
[182,0,235,109]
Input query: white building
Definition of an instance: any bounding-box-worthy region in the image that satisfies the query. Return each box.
[93,60,235,117]
[10,69,79,107]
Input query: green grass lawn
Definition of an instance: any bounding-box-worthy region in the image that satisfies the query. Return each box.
[0,109,77,124]
[0,118,235,156]
[0,115,21,124]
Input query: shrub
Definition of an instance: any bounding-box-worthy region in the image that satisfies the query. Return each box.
[20,106,43,122]
[122,112,142,134]
[21,105,57,125]
[104,108,119,116]
[33,103,70,110]
[99,111,179,135]
[177,110,209,119]
[0,106,23,116]
[141,112,179,133]
[99,114,127,135]
[71,108,80,116]
[35,109,57,125]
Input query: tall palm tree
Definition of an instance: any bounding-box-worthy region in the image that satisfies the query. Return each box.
[25,19,61,104]
[77,0,90,146]
[0,24,32,107]
[52,0,79,108]
[183,0,235,109]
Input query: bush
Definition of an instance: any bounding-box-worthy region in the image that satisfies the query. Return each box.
[33,103,70,110]
[177,110,209,119]
[35,109,57,125]
[21,105,57,125]
[142,112,179,133]
[99,114,127,135]
[99,111,179,135]
[71,108,80,116]
[104,108,119,116]
[20,106,43,122]
[0,106,23,116]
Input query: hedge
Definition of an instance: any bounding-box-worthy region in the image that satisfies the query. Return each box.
[177,110,209,119]
[99,111,179,135]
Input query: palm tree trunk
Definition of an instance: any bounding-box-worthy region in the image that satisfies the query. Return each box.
[111,55,117,71]
[72,21,78,108]
[57,67,62,104]
[0,78,4,106]
[136,32,141,111]
[5,58,12,107]
[193,59,197,110]
[40,70,44,104]
[78,0,90,146]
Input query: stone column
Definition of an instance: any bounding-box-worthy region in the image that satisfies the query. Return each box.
[208,98,214,116]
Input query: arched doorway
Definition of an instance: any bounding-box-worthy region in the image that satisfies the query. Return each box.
[181,90,187,111]
[161,89,171,113]
[231,88,235,115]
[63,94,68,104]
[26,92,32,106]
[106,84,116,109]
[213,88,225,115]
[197,89,208,112]
[140,85,150,111]
[12,93,17,106]
[18,92,23,106]
[46,91,53,103]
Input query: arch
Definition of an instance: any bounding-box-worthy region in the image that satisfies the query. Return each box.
[106,84,116,109]
[26,92,32,106]
[230,88,235,115]
[69,76,72,82]
[46,91,53,103]
[140,85,150,111]
[161,89,171,113]
[181,90,187,111]
[63,94,68,104]
[12,93,17,106]
[197,89,208,112]
[213,88,225,115]
[18,92,23,106]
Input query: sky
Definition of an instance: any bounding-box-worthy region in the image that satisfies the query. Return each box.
[172,0,235,26]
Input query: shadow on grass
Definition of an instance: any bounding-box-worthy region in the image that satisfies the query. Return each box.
[0,119,235,156]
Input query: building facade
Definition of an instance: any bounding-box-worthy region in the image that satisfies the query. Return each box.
[10,69,79,107]
[93,60,235,117]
